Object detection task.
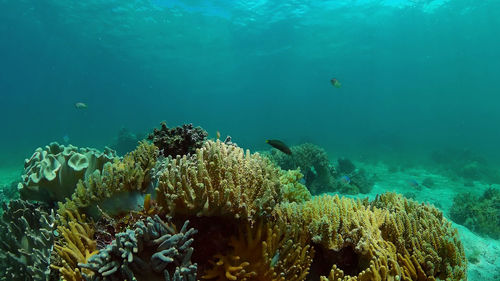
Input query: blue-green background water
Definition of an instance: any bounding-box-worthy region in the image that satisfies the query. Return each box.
[1,0,500,167]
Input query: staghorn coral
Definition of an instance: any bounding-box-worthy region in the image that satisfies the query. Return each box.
[60,141,158,218]
[79,215,197,281]
[275,193,467,281]
[279,169,311,203]
[0,199,55,281]
[156,140,282,221]
[148,122,208,158]
[19,142,117,204]
[51,209,98,281]
[202,220,313,281]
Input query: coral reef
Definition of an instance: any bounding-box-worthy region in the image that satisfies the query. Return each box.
[331,168,374,195]
[148,122,208,158]
[156,140,282,221]
[61,141,158,218]
[0,199,55,281]
[369,193,467,280]
[267,143,374,195]
[336,157,356,174]
[0,180,20,214]
[79,215,197,281]
[1,125,469,281]
[279,169,311,203]
[274,193,467,281]
[450,187,500,239]
[430,148,500,184]
[267,143,334,194]
[19,142,117,204]
[112,127,145,156]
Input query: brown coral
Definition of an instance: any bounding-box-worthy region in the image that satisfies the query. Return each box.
[155,140,282,221]
[51,210,98,281]
[202,220,313,281]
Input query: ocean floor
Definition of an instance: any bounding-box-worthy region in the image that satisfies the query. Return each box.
[0,167,21,200]
[0,167,20,187]
[1,161,499,280]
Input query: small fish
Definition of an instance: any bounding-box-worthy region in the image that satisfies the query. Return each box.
[266,139,292,155]
[408,179,421,189]
[62,135,70,143]
[270,251,280,267]
[340,175,351,184]
[75,102,88,109]
[216,131,221,140]
[330,78,341,88]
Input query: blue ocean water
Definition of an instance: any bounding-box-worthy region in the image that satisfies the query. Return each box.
[1,0,499,167]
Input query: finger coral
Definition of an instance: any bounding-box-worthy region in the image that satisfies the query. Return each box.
[0,199,55,281]
[79,215,197,281]
[156,140,282,221]
[148,122,208,158]
[279,169,311,203]
[51,210,98,281]
[202,220,313,281]
[370,193,467,281]
[19,142,117,204]
[274,193,467,281]
[60,141,158,217]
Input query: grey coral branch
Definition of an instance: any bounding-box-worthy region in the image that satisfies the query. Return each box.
[0,200,55,281]
[80,215,197,281]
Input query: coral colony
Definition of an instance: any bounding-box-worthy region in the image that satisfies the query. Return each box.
[0,123,467,281]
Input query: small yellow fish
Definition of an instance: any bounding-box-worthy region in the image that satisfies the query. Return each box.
[216,131,221,140]
[75,102,88,109]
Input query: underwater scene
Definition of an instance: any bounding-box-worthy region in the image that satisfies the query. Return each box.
[1,0,499,280]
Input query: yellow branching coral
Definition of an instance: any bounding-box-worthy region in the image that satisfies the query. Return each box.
[51,210,98,281]
[275,193,466,281]
[279,169,311,203]
[202,220,313,281]
[156,140,282,221]
[58,141,158,216]
[275,194,376,250]
[370,193,467,281]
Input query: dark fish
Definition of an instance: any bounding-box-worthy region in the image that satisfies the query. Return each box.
[266,139,292,155]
